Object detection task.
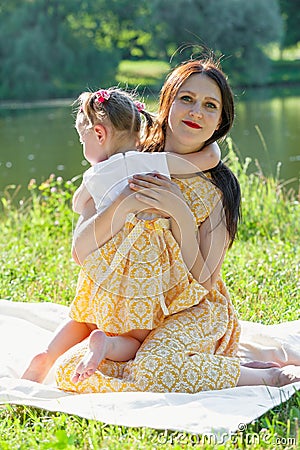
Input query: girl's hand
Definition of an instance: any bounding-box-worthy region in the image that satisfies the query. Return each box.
[128,172,189,220]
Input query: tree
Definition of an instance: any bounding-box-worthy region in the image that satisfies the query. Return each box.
[67,0,153,59]
[0,0,120,100]
[149,0,283,85]
[279,0,300,47]
[0,0,287,100]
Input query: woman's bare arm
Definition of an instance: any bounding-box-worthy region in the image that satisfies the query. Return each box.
[166,197,228,290]
[178,199,228,288]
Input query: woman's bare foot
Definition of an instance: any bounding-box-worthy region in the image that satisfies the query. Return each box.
[271,365,300,387]
[71,330,109,383]
[238,364,300,387]
[21,352,54,383]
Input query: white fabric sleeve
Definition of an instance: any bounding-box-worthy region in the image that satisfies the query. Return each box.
[124,151,170,178]
[82,152,170,214]
[82,155,127,213]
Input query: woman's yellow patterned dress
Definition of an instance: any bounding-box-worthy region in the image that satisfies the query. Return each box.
[56,175,241,393]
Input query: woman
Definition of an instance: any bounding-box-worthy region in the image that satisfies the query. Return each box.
[56,58,299,392]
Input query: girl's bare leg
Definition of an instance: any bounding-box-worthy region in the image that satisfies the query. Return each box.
[72,329,149,383]
[238,364,300,387]
[21,319,95,383]
[241,361,281,369]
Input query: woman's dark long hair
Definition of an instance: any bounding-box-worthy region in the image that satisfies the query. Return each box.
[207,161,241,247]
[142,58,241,247]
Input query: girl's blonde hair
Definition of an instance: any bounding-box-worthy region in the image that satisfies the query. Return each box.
[75,87,153,147]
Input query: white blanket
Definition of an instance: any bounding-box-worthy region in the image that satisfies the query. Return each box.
[0,299,299,436]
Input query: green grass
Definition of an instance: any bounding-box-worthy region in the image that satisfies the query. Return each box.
[0,401,299,449]
[0,147,299,449]
[118,60,170,80]
[115,58,300,93]
[0,176,78,304]
[222,141,300,324]
[116,59,170,94]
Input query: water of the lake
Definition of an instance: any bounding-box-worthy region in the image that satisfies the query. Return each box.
[1,87,300,200]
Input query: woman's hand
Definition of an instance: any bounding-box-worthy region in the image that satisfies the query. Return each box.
[128,172,189,220]
[116,183,152,216]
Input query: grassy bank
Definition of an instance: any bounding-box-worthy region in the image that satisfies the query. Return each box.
[116,59,170,91]
[0,148,299,449]
[116,59,300,95]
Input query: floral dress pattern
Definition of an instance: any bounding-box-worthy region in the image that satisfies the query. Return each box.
[56,175,241,393]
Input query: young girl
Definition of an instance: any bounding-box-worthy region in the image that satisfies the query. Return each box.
[22,86,221,384]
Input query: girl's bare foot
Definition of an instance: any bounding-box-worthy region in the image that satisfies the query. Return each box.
[71,330,108,383]
[21,352,53,383]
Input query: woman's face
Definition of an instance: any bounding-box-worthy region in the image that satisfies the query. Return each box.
[165,73,222,154]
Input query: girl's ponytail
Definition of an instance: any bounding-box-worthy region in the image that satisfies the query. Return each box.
[136,105,156,151]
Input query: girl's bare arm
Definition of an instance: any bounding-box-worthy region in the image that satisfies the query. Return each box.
[72,183,92,214]
[166,142,220,175]
[72,186,148,265]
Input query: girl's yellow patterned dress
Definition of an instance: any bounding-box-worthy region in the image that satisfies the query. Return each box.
[56,175,241,393]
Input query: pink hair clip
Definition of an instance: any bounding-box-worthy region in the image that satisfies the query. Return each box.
[95,89,110,103]
[135,101,145,112]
